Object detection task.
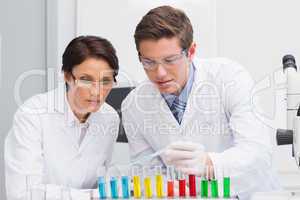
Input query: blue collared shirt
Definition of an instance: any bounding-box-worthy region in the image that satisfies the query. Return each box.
[162,63,195,121]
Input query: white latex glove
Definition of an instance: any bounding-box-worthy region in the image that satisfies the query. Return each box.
[163,141,209,176]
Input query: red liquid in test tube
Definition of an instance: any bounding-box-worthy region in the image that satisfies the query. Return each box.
[189,174,196,197]
[167,181,174,197]
[179,179,186,197]
[167,166,175,198]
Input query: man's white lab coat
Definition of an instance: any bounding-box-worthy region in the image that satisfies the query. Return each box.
[122,58,281,200]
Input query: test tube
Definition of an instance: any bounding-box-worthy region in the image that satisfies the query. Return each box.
[143,166,153,198]
[211,179,219,198]
[119,165,130,199]
[178,171,186,197]
[166,166,175,198]
[121,176,130,199]
[110,177,119,199]
[223,166,231,198]
[210,166,219,198]
[201,166,208,198]
[189,174,197,197]
[98,176,107,199]
[107,165,120,199]
[132,165,142,198]
[97,167,107,199]
[155,166,164,198]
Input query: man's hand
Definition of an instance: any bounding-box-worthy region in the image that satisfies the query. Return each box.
[163,141,214,177]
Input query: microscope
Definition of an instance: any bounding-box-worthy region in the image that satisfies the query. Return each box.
[277,54,300,167]
[252,55,300,200]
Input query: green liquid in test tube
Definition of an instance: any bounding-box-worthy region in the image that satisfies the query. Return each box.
[208,165,218,198]
[201,178,208,198]
[201,165,209,198]
[211,179,219,198]
[223,165,231,198]
[223,177,230,198]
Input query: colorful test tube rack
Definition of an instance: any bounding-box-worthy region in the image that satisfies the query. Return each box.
[98,170,232,199]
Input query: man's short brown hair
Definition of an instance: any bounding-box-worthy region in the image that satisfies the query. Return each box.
[134,5,193,52]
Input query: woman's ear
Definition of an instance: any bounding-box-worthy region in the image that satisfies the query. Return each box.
[188,42,196,60]
[64,72,73,87]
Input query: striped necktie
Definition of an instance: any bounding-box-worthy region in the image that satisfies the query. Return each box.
[170,96,187,124]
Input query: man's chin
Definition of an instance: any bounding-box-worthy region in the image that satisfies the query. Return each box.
[157,86,178,95]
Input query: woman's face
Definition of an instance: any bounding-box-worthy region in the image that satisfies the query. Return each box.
[65,58,115,115]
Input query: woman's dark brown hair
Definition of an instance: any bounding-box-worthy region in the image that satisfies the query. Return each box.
[134,5,193,52]
[62,35,119,83]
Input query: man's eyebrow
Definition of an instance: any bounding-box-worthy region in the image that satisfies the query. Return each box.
[164,53,181,59]
[141,53,180,60]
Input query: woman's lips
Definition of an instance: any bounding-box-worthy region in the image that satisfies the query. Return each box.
[87,100,100,106]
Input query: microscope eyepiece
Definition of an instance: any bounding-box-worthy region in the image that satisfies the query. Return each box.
[283,54,297,71]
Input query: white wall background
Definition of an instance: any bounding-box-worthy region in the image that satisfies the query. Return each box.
[76,0,218,85]
[0,1,47,199]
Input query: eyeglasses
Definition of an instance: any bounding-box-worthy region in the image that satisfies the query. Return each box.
[72,74,116,90]
[139,49,187,70]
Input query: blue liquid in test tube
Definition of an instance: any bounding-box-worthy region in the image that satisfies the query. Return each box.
[98,176,107,199]
[121,176,130,198]
[110,177,119,199]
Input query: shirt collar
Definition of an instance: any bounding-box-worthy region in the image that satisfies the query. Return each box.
[162,62,196,107]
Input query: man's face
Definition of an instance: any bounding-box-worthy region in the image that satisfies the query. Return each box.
[138,37,195,95]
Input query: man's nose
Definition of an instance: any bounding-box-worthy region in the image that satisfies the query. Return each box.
[155,64,168,79]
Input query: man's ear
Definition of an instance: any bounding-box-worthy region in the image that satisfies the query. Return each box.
[188,42,196,60]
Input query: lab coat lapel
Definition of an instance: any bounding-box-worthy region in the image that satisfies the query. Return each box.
[179,59,207,129]
[77,109,104,153]
[135,82,178,150]
[53,88,79,152]
[151,84,180,129]
[77,125,91,153]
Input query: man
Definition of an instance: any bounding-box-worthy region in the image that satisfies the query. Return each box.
[122,5,280,199]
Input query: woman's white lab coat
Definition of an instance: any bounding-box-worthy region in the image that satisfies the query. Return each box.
[121,58,281,200]
[5,88,119,200]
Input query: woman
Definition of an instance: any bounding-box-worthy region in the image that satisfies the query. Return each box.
[5,36,120,200]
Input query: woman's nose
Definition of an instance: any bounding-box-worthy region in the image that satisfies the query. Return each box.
[90,84,100,96]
